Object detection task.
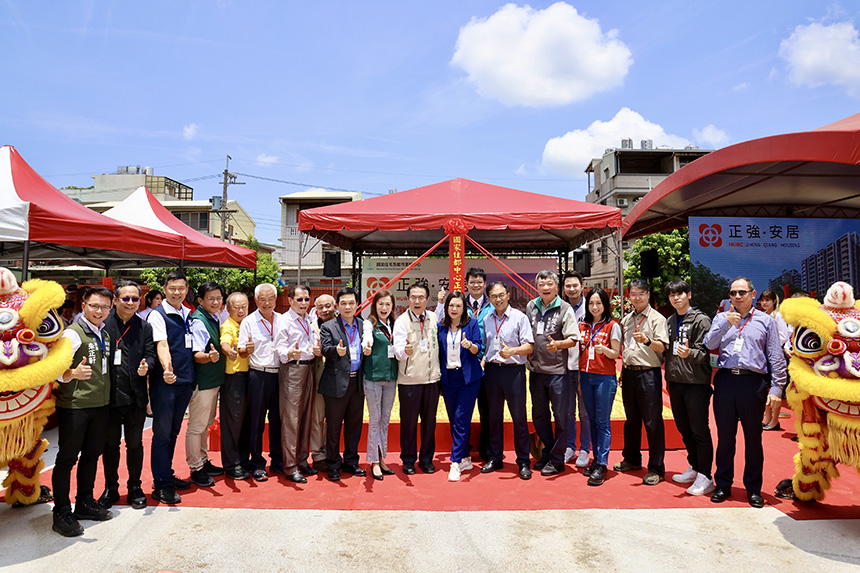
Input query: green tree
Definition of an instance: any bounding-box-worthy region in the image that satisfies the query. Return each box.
[139,237,281,297]
[623,229,690,307]
[690,261,731,318]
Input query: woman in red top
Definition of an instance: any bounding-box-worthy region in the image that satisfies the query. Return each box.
[578,288,621,486]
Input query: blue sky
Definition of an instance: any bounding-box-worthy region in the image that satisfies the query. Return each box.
[2,1,859,244]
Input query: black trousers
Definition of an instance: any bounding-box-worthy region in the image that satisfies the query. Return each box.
[667,381,714,478]
[324,376,364,469]
[52,405,110,513]
[530,372,570,467]
[247,369,283,472]
[102,403,147,490]
[621,367,666,476]
[484,363,530,467]
[398,382,440,465]
[713,369,768,493]
[220,371,251,471]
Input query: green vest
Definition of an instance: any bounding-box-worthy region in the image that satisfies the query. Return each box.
[56,321,111,409]
[362,322,398,382]
[192,308,226,390]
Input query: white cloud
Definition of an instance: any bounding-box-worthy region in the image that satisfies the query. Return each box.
[182,123,199,140]
[256,153,279,166]
[515,164,528,175]
[779,21,860,96]
[451,2,632,107]
[732,82,749,91]
[541,108,691,176]
[693,124,729,148]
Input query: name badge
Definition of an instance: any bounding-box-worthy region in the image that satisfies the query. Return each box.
[102,357,108,372]
[387,345,395,359]
[588,347,595,360]
[493,337,500,352]
[709,353,719,368]
[536,322,545,336]
[114,348,122,365]
[733,337,743,354]
[185,334,193,349]
[673,341,680,356]
[420,339,428,353]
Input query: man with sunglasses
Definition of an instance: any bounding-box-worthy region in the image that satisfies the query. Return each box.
[273,284,318,483]
[704,277,786,508]
[98,280,157,511]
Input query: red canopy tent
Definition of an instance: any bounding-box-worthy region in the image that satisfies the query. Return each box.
[299,178,621,253]
[622,113,860,240]
[0,145,187,277]
[102,186,257,269]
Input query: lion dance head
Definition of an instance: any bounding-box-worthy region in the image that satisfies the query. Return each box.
[0,268,73,505]
[780,281,860,501]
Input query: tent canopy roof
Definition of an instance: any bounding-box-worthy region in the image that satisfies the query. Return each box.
[298,178,621,254]
[622,113,860,240]
[103,186,257,269]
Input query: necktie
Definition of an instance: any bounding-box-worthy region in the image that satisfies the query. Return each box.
[473,299,479,313]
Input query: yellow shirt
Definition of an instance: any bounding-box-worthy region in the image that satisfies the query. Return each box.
[221,317,249,374]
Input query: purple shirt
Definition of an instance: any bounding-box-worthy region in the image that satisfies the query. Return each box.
[703,309,787,395]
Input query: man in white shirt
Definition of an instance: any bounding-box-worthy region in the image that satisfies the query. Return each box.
[238,283,285,482]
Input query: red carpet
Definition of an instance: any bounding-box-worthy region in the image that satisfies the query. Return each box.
[27,410,860,520]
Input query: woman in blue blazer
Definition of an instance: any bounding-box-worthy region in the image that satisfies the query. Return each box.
[438,291,483,482]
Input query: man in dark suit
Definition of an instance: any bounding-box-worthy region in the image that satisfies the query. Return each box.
[99,280,157,510]
[319,287,366,481]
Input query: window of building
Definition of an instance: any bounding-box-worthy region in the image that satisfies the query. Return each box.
[175,211,209,232]
[600,239,609,264]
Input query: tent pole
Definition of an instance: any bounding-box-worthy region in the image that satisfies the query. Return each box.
[297,232,303,284]
[21,240,30,281]
[616,228,624,315]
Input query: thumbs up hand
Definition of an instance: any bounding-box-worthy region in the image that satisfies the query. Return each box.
[208,343,220,363]
[289,341,302,361]
[404,337,414,356]
[312,338,322,357]
[499,344,514,360]
[137,358,149,376]
[337,339,347,357]
[224,342,238,361]
[74,356,92,380]
[546,335,559,354]
[164,361,176,384]
[726,304,741,327]
[437,286,447,305]
[363,341,372,355]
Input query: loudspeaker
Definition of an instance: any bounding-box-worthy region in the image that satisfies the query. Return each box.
[323,251,341,278]
[640,249,659,278]
[573,250,591,276]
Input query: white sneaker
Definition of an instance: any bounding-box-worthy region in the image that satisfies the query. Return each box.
[448,462,461,482]
[575,450,590,468]
[564,447,576,463]
[672,465,698,484]
[460,457,473,471]
[686,473,715,496]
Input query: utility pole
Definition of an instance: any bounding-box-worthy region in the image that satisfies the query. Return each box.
[218,155,244,242]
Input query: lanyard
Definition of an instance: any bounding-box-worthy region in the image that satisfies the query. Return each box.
[260,316,274,340]
[341,317,358,346]
[634,310,648,332]
[411,311,425,338]
[296,315,311,339]
[675,311,689,339]
[449,327,461,349]
[116,324,132,346]
[737,309,755,337]
[589,320,606,346]
[378,323,393,343]
[493,313,508,338]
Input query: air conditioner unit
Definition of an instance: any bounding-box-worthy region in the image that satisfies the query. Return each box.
[616,198,628,207]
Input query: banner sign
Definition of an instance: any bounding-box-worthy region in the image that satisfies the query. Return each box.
[449,235,465,292]
[361,257,555,316]
[689,216,860,314]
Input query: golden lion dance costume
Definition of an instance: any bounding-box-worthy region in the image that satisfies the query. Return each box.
[0,268,72,506]
[779,281,860,501]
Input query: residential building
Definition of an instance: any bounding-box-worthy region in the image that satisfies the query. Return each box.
[801,232,860,295]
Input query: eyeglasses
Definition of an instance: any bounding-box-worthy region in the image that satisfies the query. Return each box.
[86,303,111,312]
[120,296,140,303]
[409,295,427,301]
[729,290,750,297]
[293,297,311,302]
[467,281,485,287]
[489,293,507,300]
[166,286,186,294]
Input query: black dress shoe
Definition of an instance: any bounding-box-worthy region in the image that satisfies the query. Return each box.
[202,460,224,476]
[252,469,269,482]
[586,464,607,486]
[190,469,215,487]
[298,464,318,476]
[73,497,114,521]
[519,465,532,480]
[312,460,330,472]
[748,492,764,508]
[227,467,251,481]
[286,471,308,484]
[127,486,147,510]
[98,486,120,509]
[372,465,384,481]
[402,463,416,475]
[342,464,367,477]
[173,476,191,491]
[379,465,395,476]
[710,487,732,503]
[328,468,341,482]
[52,511,84,537]
[481,460,503,474]
[541,463,561,476]
[583,461,598,477]
[417,461,436,474]
[152,487,181,505]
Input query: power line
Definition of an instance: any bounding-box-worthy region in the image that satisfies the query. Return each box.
[233,172,383,196]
